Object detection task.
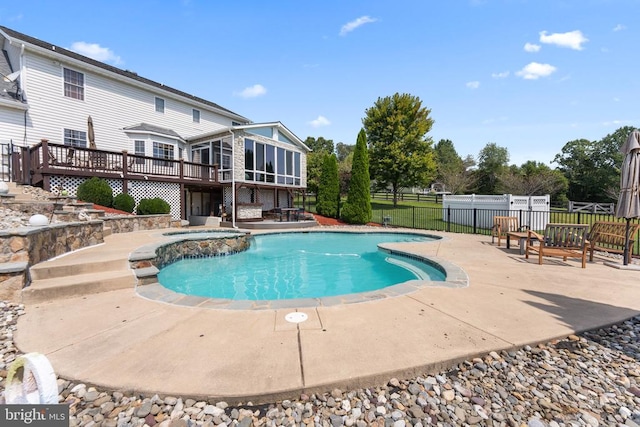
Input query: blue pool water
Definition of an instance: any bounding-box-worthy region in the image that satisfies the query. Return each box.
[158,232,444,300]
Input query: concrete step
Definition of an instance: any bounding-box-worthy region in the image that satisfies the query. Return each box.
[22,270,135,304]
[30,258,130,280]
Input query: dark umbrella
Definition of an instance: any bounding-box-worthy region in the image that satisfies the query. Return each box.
[88,116,96,149]
[614,129,640,265]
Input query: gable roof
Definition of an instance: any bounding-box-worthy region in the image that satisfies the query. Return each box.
[187,121,311,152]
[0,26,249,122]
[123,123,183,140]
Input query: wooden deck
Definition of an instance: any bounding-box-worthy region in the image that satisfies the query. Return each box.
[13,140,230,188]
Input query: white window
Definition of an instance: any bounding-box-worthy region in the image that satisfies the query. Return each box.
[153,142,174,167]
[155,97,165,113]
[192,109,200,123]
[64,129,87,148]
[134,140,145,164]
[64,68,84,100]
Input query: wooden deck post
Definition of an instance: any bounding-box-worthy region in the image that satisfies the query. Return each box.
[121,150,129,193]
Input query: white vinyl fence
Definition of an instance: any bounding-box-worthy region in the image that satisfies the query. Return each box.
[442,194,550,230]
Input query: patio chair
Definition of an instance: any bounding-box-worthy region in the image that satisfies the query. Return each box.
[273,207,283,222]
[491,216,525,246]
[525,223,589,268]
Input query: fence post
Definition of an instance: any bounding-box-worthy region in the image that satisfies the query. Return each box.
[413,206,416,228]
[447,206,451,232]
[473,208,477,234]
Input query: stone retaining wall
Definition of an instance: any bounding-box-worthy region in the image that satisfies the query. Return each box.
[0,221,104,265]
[103,214,174,233]
[0,213,184,296]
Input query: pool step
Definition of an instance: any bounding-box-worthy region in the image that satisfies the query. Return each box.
[29,258,129,281]
[23,270,135,304]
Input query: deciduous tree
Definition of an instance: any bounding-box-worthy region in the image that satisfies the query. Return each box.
[434,139,476,194]
[498,161,568,201]
[336,142,355,162]
[363,93,436,207]
[475,143,509,194]
[553,126,631,202]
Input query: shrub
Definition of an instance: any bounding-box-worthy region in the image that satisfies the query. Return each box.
[76,177,113,207]
[137,197,170,215]
[112,193,135,213]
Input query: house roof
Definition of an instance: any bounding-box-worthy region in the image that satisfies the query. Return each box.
[123,123,183,140]
[187,121,311,152]
[0,26,249,122]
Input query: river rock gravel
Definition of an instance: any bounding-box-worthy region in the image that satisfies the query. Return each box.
[0,301,638,427]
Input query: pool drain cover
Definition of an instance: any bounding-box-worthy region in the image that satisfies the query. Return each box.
[285,312,308,323]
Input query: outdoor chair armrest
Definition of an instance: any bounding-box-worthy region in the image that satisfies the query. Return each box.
[527,229,544,242]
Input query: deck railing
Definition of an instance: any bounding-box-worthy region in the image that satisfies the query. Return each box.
[23,141,228,185]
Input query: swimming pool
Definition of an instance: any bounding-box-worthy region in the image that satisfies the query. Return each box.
[157,231,445,300]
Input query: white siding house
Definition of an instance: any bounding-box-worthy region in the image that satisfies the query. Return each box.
[0,26,310,222]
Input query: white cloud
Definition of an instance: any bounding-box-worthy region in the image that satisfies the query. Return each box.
[613,24,626,32]
[466,81,480,89]
[308,115,331,128]
[516,62,557,80]
[539,30,588,50]
[603,119,627,126]
[70,41,122,65]
[234,84,267,98]
[524,42,541,52]
[482,116,508,125]
[340,16,377,36]
[491,71,509,79]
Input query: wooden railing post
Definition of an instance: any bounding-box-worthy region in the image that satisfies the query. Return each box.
[121,150,129,193]
[179,159,184,180]
[41,139,49,169]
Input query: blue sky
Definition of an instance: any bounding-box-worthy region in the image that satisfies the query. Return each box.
[2,0,639,166]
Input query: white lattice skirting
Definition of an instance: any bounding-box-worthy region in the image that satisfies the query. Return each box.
[50,177,181,219]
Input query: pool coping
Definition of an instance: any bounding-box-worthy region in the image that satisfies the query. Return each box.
[131,229,469,310]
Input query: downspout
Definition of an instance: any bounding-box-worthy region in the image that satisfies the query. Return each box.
[19,43,27,144]
[229,129,238,228]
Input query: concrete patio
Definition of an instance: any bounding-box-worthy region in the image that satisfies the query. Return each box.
[14,226,640,404]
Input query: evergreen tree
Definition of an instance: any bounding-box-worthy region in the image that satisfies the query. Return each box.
[316,154,340,218]
[341,129,372,224]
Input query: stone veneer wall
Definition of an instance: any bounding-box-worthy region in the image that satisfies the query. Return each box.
[0,221,104,265]
[130,234,251,272]
[103,214,174,233]
[236,204,263,220]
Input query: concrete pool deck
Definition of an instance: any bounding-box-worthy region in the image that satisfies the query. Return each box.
[14,226,640,403]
